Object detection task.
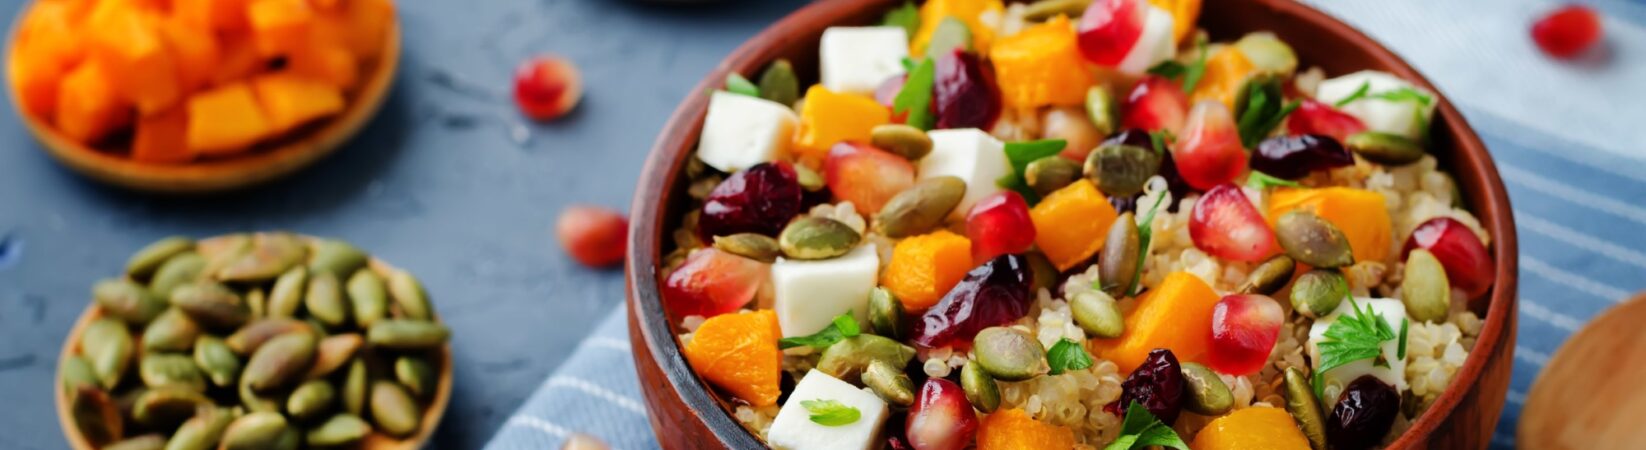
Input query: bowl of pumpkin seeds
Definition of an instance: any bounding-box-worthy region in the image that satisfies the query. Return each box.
[55,233,453,450]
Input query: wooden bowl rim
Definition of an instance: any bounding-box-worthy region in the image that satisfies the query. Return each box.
[624,0,1520,447]
[54,234,453,450]
[6,6,402,195]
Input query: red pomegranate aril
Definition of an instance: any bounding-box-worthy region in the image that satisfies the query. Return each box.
[1403,217,1493,300]
[876,74,911,124]
[825,142,917,214]
[557,205,628,268]
[1190,184,1279,262]
[912,254,1035,349]
[1077,0,1147,66]
[698,162,804,242]
[933,49,1002,130]
[513,56,582,122]
[662,248,770,318]
[1117,348,1185,425]
[1208,294,1285,375]
[906,378,978,450]
[1174,101,1248,190]
[1120,76,1189,134]
[1531,5,1603,59]
[1287,100,1367,143]
[965,191,1037,264]
[1250,134,1354,180]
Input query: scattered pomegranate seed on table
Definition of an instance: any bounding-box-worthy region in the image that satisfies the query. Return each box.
[557,205,628,268]
[1531,5,1604,59]
[514,55,584,121]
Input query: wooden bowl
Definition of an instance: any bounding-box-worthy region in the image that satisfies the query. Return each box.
[55,237,452,450]
[624,0,1520,448]
[6,15,401,194]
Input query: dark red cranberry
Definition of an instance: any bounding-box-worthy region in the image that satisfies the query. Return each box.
[1250,134,1354,180]
[911,254,1034,349]
[1118,348,1185,425]
[933,49,1001,130]
[1403,217,1493,300]
[697,162,803,241]
[1328,376,1400,450]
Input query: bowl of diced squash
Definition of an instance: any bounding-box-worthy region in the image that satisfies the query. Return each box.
[7,0,399,193]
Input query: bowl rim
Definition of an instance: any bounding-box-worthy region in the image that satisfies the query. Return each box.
[625,0,1519,447]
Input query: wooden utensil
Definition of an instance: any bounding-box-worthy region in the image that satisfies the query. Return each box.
[1519,292,1646,450]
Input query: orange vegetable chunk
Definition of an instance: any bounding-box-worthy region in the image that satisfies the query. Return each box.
[174,0,250,31]
[1190,407,1311,450]
[14,0,89,71]
[186,82,273,155]
[881,230,974,311]
[989,16,1095,110]
[211,35,267,87]
[794,85,889,167]
[157,17,221,92]
[251,73,344,132]
[1267,187,1393,264]
[1092,271,1218,374]
[1147,0,1203,44]
[682,310,783,407]
[10,49,66,118]
[978,409,1076,450]
[1029,179,1120,270]
[337,0,394,59]
[132,107,193,164]
[87,0,182,114]
[288,40,358,90]
[911,0,1004,56]
[55,59,130,143]
[1190,46,1256,110]
[247,0,315,57]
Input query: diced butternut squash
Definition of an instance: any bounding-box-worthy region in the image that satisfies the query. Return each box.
[1267,187,1393,264]
[911,0,1004,57]
[1030,179,1120,270]
[186,82,272,154]
[794,86,889,166]
[989,16,1094,110]
[1146,0,1203,45]
[1190,407,1311,450]
[87,1,181,114]
[250,73,343,132]
[1092,271,1218,374]
[337,0,393,60]
[10,49,66,118]
[14,1,89,70]
[174,0,250,31]
[1190,45,1255,110]
[682,310,783,407]
[287,40,358,90]
[978,409,1076,450]
[132,107,193,164]
[881,230,974,311]
[157,17,220,91]
[309,0,341,10]
[247,0,314,57]
[209,35,267,88]
[55,59,130,143]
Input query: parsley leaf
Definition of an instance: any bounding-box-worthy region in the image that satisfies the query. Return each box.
[801,399,862,426]
[1146,60,1187,80]
[1047,338,1094,375]
[1235,77,1300,149]
[1145,37,1208,94]
[882,2,920,40]
[1312,293,1399,398]
[1104,402,1190,450]
[725,73,760,98]
[778,312,861,350]
[1245,170,1301,190]
[1129,193,1169,296]
[996,139,1068,204]
[1370,87,1434,106]
[893,58,937,130]
[1333,82,1372,108]
[1397,318,1410,360]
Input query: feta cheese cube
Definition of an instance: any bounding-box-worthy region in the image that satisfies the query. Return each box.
[1116,5,1176,76]
[1307,297,1410,404]
[1314,70,1437,140]
[917,129,1011,221]
[696,91,801,173]
[767,370,890,450]
[773,244,879,338]
[820,27,910,95]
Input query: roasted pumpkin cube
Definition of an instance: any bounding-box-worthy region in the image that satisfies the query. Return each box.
[1267,187,1394,264]
[1190,45,1256,110]
[87,1,181,114]
[186,82,272,154]
[1191,407,1311,450]
[990,16,1095,110]
[132,107,193,164]
[288,41,358,90]
[1029,179,1120,270]
[55,59,131,143]
[794,85,889,167]
[211,35,266,87]
[337,0,393,60]
[10,49,65,118]
[881,230,974,311]
[14,1,89,70]
[248,0,314,57]
[156,17,220,91]
[251,73,344,132]
[911,0,1003,56]
[1092,271,1219,373]
[174,0,250,31]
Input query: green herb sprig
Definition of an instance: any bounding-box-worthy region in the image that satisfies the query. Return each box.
[1311,290,1400,398]
[1128,193,1169,296]
[882,2,920,39]
[1104,402,1190,450]
[1046,338,1094,375]
[1145,37,1209,94]
[893,58,938,130]
[1235,78,1300,149]
[778,312,861,350]
[996,139,1068,205]
[1245,171,1301,190]
[724,73,760,98]
[800,399,862,426]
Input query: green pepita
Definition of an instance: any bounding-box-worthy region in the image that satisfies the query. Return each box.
[367,320,451,349]
[1027,251,1059,293]
[347,269,389,328]
[219,412,289,450]
[142,308,201,352]
[1085,86,1117,137]
[239,371,283,413]
[342,358,367,415]
[267,266,307,319]
[870,124,933,160]
[793,164,824,192]
[226,318,311,355]
[1291,270,1348,319]
[778,216,861,260]
[1346,131,1425,165]
[218,233,307,282]
[246,287,267,319]
[193,335,241,388]
[1084,140,1162,197]
[1180,362,1234,415]
[169,281,250,329]
[713,233,782,263]
[139,353,205,392]
[817,335,917,382]
[307,239,368,277]
[924,17,972,61]
[1025,156,1081,197]
[94,278,167,325]
[62,355,100,394]
[1240,254,1296,295]
[369,381,422,438]
[105,434,167,450]
[959,360,1001,413]
[1402,249,1451,323]
[396,356,437,398]
[1235,32,1299,77]
[1284,367,1329,450]
[861,359,914,407]
[82,318,133,389]
[69,385,122,446]
[305,333,363,380]
[131,385,209,427]
[387,270,433,321]
[244,332,317,392]
[197,234,251,275]
[1098,212,1140,296]
[304,271,349,328]
[757,58,800,107]
[148,252,206,300]
[867,287,909,341]
[1070,290,1125,339]
[1023,0,1092,21]
[287,379,336,422]
[126,236,194,280]
[971,327,1048,381]
[875,176,966,238]
[1275,210,1355,268]
[166,405,235,450]
[305,414,372,447]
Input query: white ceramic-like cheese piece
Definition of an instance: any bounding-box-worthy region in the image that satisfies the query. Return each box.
[1314,70,1437,140]
[767,370,890,450]
[696,91,800,173]
[917,129,1011,221]
[820,26,910,95]
[1115,5,1177,76]
[772,244,879,338]
[1307,297,1410,404]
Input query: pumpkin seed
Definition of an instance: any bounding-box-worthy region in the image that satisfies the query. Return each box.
[1180,362,1234,415]
[287,379,336,422]
[396,356,437,398]
[370,381,422,438]
[1023,0,1092,21]
[778,216,861,260]
[139,353,205,392]
[62,355,100,394]
[347,269,389,328]
[127,236,194,279]
[1084,140,1162,197]
[1236,32,1299,76]
[367,320,451,349]
[1070,290,1124,338]
[304,271,349,328]
[194,335,241,388]
[972,327,1048,381]
[149,252,206,299]
[870,124,933,160]
[1098,212,1140,296]
[305,414,372,447]
[246,287,267,319]
[1290,270,1348,319]
[307,239,368,277]
[1025,156,1081,197]
[105,434,167,450]
[1346,131,1425,165]
[305,333,363,380]
[220,412,289,450]
[132,385,209,427]
[197,234,251,275]
[1275,210,1355,268]
[166,406,235,450]
[875,176,966,238]
[924,17,972,61]
[861,359,914,407]
[239,372,283,413]
[218,233,307,282]
[867,287,908,340]
[1284,367,1329,450]
[267,266,307,318]
[1402,249,1451,323]
[959,360,1001,413]
[1085,86,1117,137]
[793,164,824,192]
[1026,251,1059,293]
[387,270,433,321]
[69,385,123,446]
[712,233,781,263]
[142,308,201,352]
[757,58,799,107]
[244,332,317,392]
[1239,254,1296,295]
[817,335,917,382]
[169,281,249,329]
[82,317,133,389]
[342,358,367,415]
[94,278,167,325]
[226,318,311,355]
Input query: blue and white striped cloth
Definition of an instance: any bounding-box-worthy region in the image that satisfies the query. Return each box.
[486,1,1646,448]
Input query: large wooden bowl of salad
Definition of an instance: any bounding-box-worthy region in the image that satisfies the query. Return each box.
[626,0,1518,449]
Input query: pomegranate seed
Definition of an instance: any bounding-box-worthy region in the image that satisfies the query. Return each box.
[662,248,770,318]
[934,49,1002,130]
[1120,76,1189,135]
[557,205,628,268]
[1208,294,1285,375]
[965,191,1037,264]
[905,379,978,450]
[1076,0,1147,66]
[698,162,804,242]
[1531,5,1603,59]
[876,74,910,124]
[824,142,917,215]
[912,254,1034,349]
[1190,184,1279,262]
[513,56,582,122]
[1250,134,1354,180]
[1173,101,1248,190]
[1287,100,1367,143]
[1403,217,1493,300]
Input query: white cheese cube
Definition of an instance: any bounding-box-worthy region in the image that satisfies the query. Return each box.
[1115,5,1177,76]
[696,91,801,173]
[768,370,890,450]
[1314,70,1437,140]
[773,244,879,338]
[820,27,910,95]
[917,129,1011,221]
[1307,297,1410,405]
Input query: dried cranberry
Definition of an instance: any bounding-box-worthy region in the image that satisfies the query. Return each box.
[1403,217,1493,300]
[1327,375,1401,450]
[933,49,1001,130]
[1250,134,1354,180]
[697,162,803,241]
[1118,348,1186,425]
[911,254,1034,349]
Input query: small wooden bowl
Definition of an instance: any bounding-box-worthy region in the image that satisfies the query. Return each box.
[54,237,452,450]
[6,14,401,194]
[624,0,1520,448]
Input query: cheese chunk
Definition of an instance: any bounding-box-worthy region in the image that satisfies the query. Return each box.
[917,129,1011,221]
[1314,70,1437,140]
[1116,5,1176,76]
[820,27,910,95]
[697,91,800,173]
[1307,297,1409,405]
[768,370,890,450]
[773,244,879,338]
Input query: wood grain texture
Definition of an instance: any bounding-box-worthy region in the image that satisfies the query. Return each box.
[625,0,1520,448]
[1519,292,1646,450]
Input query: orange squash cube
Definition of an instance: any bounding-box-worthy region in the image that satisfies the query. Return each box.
[132,107,193,164]
[288,41,358,90]
[989,16,1095,110]
[1146,0,1203,44]
[87,1,181,114]
[248,0,314,57]
[1267,187,1394,264]
[211,35,266,87]
[1029,179,1120,270]
[978,409,1076,450]
[55,59,130,143]
[156,17,220,92]
[337,0,393,60]
[682,310,783,407]
[1190,407,1312,450]
[911,0,1004,56]
[14,1,89,70]
[186,82,273,154]
[881,230,974,311]
[10,49,66,118]
[1092,271,1219,374]
[174,0,250,31]
[309,0,341,10]
[794,85,889,166]
[1190,46,1256,110]
[251,73,344,132]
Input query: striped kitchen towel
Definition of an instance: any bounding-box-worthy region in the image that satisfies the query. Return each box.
[487,1,1646,448]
